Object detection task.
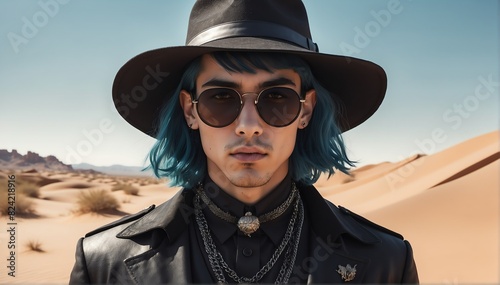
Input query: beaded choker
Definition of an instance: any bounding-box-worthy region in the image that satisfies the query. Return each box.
[196,182,298,236]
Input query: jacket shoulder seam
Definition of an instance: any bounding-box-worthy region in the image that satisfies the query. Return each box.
[337,205,404,240]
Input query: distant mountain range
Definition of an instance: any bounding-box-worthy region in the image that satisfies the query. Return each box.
[0,149,151,176]
[0,149,73,172]
[72,163,154,176]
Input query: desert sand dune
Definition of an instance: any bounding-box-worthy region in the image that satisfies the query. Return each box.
[319,131,499,213]
[364,159,499,284]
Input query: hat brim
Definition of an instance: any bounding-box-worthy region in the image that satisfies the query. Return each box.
[112,38,386,137]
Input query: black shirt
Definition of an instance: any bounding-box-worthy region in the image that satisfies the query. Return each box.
[189,174,310,283]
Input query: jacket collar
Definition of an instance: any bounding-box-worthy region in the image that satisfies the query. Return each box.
[116,188,195,242]
[296,183,380,245]
[117,183,379,245]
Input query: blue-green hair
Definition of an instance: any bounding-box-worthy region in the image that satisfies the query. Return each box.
[148,52,355,188]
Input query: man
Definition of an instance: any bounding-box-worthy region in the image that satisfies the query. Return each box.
[70,0,419,284]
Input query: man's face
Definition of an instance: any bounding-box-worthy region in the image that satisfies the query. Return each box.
[180,55,316,198]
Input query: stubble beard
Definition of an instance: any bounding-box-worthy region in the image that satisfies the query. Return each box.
[227,167,273,188]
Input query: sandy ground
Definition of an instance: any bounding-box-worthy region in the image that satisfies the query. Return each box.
[0,131,498,284]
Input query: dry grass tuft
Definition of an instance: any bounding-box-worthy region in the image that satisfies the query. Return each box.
[0,193,37,217]
[18,182,40,198]
[0,177,38,217]
[12,194,37,217]
[111,183,139,196]
[77,189,120,213]
[26,239,44,252]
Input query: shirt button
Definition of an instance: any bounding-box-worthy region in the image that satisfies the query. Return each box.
[242,248,253,257]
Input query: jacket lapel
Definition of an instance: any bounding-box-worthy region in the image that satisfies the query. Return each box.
[116,189,195,239]
[298,183,380,244]
[116,189,197,284]
[299,183,378,283]
[123,231,192,284]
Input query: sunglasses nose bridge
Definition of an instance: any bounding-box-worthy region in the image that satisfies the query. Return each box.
[239,92,261,117]
[240,91,259,105]
[236,92,264,128]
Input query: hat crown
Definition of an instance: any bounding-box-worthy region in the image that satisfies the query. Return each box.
[186,0,313,46]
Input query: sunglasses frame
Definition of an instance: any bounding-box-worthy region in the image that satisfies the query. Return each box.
[191,87,306,128]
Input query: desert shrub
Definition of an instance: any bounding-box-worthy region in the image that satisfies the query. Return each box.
[77,189,119,213]
[0,194,37,217]
[11,194,37,217]
[111,183,139,196]
[111,183,123,191]
[26,239,44,252]
[0,179,37,217]
[18,182,40,198]
[123,185,139,196]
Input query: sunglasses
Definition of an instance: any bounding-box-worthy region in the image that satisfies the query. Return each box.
[192,87,305,128]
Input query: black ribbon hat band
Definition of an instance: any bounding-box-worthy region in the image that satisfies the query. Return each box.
[188,21,319,52]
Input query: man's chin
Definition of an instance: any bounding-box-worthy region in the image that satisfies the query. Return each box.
[227,172,272,188]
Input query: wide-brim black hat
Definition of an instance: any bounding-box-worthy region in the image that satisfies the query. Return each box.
[112,0,387,137]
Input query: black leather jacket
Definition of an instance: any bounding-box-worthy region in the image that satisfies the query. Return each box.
[69,184,419,284]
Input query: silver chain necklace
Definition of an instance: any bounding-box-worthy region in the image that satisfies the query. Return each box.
[196,183,298,236]
[194,190,304,284]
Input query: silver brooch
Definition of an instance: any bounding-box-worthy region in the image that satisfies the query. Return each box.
[337,264,357,282]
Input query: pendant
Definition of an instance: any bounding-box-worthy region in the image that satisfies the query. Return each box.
[237,212,260,236]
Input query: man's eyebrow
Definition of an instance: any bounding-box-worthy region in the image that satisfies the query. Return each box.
[201,77,297,89]
[259,77,296,89]
[201,79,239,89]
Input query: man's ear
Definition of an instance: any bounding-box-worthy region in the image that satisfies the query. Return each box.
[298,89,317,129]
[179,90,199,129]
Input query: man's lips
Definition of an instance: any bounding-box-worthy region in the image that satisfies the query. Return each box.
[230,147,267,162]
[231,153,267,162]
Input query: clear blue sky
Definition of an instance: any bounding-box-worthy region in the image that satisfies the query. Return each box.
[1,0,498,167]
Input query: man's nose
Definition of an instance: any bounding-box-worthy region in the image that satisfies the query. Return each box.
[234,96,263,137]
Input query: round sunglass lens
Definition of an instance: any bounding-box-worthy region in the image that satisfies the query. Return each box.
[197,88,241,127]
[257,88,301,127]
